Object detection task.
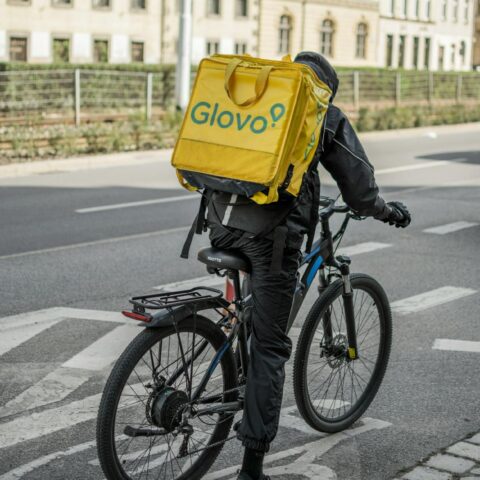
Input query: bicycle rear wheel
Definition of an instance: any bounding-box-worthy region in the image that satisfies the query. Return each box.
[293,273,392,433]
[97,315,238,480]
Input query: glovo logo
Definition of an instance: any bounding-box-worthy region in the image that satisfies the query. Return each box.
[190,102,286,134]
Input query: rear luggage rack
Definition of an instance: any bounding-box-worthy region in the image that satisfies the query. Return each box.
[129,287,224,312]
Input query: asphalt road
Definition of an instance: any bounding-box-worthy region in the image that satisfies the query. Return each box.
[0,123,479,480]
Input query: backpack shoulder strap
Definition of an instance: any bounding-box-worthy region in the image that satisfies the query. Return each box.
[180,189,212,259]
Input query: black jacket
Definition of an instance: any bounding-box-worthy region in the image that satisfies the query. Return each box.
[207,52,389,243]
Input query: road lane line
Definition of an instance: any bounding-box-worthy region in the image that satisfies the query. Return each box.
[391,286,477,315]
[76,194,196,214]
[423,221,479,235]
[338,242,391,257]
[375,160,453,175]
[433,339,480,353]
[0,226,189,261]
[1,324,139,417]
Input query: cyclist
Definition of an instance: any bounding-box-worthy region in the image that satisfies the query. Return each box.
[206,51,411,480]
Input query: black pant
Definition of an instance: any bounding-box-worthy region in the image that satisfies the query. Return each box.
[209,222,301,452]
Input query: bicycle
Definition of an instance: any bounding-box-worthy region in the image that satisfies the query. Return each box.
[96,196,393,480]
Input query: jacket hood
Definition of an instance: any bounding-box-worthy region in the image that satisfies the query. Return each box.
[293,51,339,100]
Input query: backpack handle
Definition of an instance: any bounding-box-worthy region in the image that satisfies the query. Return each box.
[224,58,273,107]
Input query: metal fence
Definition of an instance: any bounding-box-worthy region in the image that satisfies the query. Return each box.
[1,68,479,126]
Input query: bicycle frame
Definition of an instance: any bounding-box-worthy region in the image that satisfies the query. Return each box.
[160,203,361,419]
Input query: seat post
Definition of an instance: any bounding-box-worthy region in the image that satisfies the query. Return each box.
[228,270,242,301]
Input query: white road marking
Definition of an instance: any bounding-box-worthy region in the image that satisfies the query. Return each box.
[75,194,196,214]
[423,221,479,235]
[0,226,189,261]
[1,324,139,417]
[338,242,391,257]
[204,417,391,480]
[154,275,224,291]
[0,317,62,357]
[433,339,480,353]
[375,160,452,175]
[391,286,477,315]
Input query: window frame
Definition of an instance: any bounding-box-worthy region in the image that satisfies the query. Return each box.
[319,18,334,58]
[51,0,74,8]
[93,37,110,63]
[8,35,29,62]
[206,39,220,56]
[206,0,221,17]
[278,14,292,54]
[131,40,145,63]
[234,41,248,55]
[52,36,71,63]
[130,0,147,12]
[92,0,112,11]
[235,0,248,18]
[355,22,368,59]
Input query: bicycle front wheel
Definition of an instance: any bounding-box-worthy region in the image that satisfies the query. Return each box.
[97,315,238,480]
[293,273,392,433]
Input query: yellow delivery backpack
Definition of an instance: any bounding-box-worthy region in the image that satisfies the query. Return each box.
[171,54,332,205]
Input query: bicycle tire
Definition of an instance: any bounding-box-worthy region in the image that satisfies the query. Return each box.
[97,315,238,480]
[293,273,392,433]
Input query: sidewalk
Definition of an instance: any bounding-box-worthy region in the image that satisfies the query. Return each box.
[394,431,480,480]
[1,122,479,180]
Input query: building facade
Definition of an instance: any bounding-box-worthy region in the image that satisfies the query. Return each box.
[0,0,476,70]
[474,0,480,67]
[378,0,475,71]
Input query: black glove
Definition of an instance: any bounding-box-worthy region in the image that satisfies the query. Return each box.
[383,201,411,228]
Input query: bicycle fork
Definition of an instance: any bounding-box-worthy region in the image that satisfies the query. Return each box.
[339,261,358,360]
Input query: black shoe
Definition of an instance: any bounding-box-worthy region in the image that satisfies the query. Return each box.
[236,472,270,480]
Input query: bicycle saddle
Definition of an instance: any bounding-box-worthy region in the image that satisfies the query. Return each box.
[197,247,251,273]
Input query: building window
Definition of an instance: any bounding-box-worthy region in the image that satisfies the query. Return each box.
[438,45,445,70]
[278,15,291,54]
[131,0,146,9]
[402,0,408,16]
[94,39,109,63]
[398,35,406,68]
[355,23,367,59]
[207,0,220,15]
[452,0,458,20]
[388,0,395,15]
[235,42,248,54]
[441,0,448,20]
[53,38,70,63]
[52,0,73,6]
[414,0,420,17]
[459,41,466,65]
[424,37,431,69]
[319,19,334,57]
[93,0,110,8]
[235,0,247,17]
[206,40,220,55]
[413,36,419,68]
[451,43,456,69]
[7,0,31,4]
[425,0,431,19]
[9,36,27,62]
[386,34,394,67]
[131,41,144,62]
[464,0,469,23]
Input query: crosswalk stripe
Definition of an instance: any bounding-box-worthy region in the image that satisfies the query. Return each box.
[423,221,479,235]
[1,324,139,418]
[433,339,480,353]
[391,286,477,315]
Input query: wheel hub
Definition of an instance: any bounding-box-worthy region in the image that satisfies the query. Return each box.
[150,387,189,432]
[321,333,348,368]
